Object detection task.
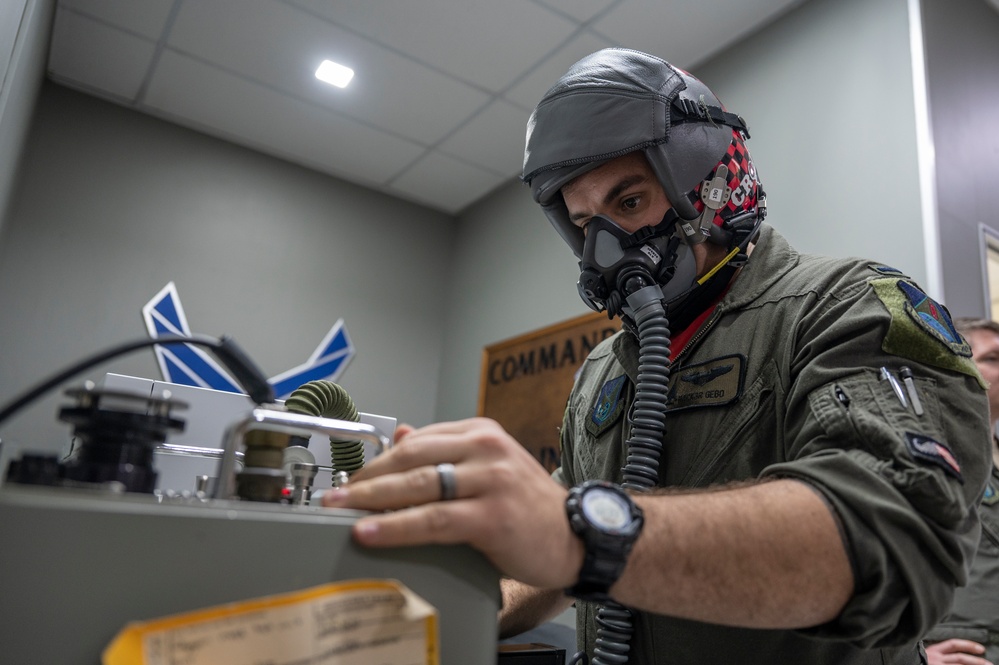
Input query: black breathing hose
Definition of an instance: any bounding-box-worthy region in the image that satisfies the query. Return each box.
[572,282,672,665]
[620,297,670,492]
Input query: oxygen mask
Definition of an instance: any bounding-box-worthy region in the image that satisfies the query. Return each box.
[577,213,697,321]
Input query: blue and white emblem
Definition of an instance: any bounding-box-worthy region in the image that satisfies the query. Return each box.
[142,282,355,399]
[586,375,627,437]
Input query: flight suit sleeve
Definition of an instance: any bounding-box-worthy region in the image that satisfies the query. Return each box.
[760,274,992,647]
[552,392,579,489]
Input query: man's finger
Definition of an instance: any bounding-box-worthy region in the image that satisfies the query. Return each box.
[323,465,442,509]
[351,431,472,480]
[351,501,478,548]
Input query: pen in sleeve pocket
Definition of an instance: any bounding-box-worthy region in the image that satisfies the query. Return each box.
[899,366,924,416]
[880,367,908,408]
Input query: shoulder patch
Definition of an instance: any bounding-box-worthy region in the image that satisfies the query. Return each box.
[586,375,628,437]
[904,432,963,483]
[870,264,903,275]
[870,277,983,386]
[896,281,968,352]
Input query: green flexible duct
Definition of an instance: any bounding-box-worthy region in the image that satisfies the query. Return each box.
[284,380,364,475]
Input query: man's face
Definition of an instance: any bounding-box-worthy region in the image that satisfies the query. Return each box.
[561,152,673,235]
[560,152,727,275]
[966,328,999,419]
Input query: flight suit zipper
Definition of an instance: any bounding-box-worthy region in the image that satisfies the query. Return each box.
[673,308,724,365]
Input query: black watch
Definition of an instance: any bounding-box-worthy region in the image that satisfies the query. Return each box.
[565,480,644,602]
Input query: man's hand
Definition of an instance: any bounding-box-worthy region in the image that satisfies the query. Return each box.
[321,418,584,590]
[925,639,992,665]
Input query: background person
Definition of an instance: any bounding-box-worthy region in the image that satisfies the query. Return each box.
[925,317,999,665]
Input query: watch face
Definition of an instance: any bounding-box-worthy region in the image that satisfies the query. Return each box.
[581,488,632,530]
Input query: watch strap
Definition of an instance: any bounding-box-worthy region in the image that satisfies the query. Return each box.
[565,481,643,602]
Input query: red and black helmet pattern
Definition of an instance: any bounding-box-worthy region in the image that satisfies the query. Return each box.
[687,129,761,230]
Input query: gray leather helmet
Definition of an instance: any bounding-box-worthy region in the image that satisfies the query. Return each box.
[522,48,760,258]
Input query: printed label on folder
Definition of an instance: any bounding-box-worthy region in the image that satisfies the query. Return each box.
[102,579,438,665]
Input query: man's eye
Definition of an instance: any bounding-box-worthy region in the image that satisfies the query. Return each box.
[622,196,640,211]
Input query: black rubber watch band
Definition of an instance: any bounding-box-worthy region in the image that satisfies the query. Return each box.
[565,480,644,602]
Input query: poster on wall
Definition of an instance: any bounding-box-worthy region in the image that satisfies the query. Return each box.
[478,312,621,472]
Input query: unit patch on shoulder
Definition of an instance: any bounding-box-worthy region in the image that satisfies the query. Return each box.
[665,354,745,412]
[870,277,982,386]
[904,432,964,483]
[870,264,904,276]
[897,281,968,353]
[586,375,628,437]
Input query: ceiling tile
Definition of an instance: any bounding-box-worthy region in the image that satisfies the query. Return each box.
[47,8,157,101]
[143,51,427,186]
[437,99,530,176]
[389,152,510,214]
[167,0,490,145]
[503,32,615,110]
[534,0,618,24]
[57,0,176,40]
[289,0,580,93]
[45,0,813,217]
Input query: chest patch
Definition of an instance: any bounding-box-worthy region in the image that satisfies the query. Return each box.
[984,482,999,506]
[666,354,746,412]
[904,431,963,483]
[586,374,628,437]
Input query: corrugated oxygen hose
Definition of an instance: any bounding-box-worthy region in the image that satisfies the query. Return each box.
[284,380,364,475]
[590,296,670,665]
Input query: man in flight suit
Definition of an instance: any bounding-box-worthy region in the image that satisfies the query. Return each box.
[324,48,992,664]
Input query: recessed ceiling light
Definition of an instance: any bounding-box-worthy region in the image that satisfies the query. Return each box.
[316,60,354,88]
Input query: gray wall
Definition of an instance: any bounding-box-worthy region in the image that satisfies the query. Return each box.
[0,0,53,234]
[435,178,587,423]
[922,0,999,317]
[696,0,925,281]
[0,83,456,455]
[437,0,926,423]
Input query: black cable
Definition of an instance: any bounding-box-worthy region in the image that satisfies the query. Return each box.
[0,334,275,426]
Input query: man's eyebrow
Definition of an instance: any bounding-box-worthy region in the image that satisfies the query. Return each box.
[567,173,648,222]
[604,174,647,206]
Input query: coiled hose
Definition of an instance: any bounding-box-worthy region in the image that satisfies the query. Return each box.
[575,288,671,665]
[284,380,365,475]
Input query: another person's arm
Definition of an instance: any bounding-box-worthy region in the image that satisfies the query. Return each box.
[498,579,573,639]
[925,638,992,665]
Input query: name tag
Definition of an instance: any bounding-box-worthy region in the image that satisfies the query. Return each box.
[666,354,745,412]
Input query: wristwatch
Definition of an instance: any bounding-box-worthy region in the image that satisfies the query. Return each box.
[565,480,645,602]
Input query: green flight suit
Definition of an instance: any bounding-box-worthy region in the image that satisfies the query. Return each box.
[925,461,999,661]
[554,225,992,664]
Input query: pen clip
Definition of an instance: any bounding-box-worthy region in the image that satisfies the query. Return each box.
[879,367,908,409]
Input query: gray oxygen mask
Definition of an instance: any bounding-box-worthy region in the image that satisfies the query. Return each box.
[576,214,697,318]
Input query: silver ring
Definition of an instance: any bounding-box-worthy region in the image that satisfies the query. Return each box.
[436,463,457,501]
